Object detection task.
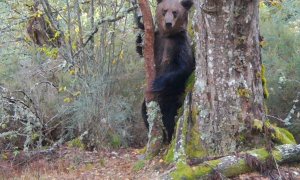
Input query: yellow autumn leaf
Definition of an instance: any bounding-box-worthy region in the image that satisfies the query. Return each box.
[260,40,267,48]
[69,69,76,75]
[1,123,7,129]
[36,10,43,17]
[73,91,81,96]
[54,31,60,39]
[75,27,80,33]
[112,59,117,65]
[56,15,62,20]
[259,1,267,9]
[1,153,8,160]
[72,42,77,50]
[59,86,67,92]
[119,50,124,60]
[271,1,280,7]
[24,36,31,42]
[64,97,72,103]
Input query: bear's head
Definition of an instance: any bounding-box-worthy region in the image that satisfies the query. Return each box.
[156,0,193,36]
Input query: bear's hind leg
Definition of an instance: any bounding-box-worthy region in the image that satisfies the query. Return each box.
[161,100,180,142]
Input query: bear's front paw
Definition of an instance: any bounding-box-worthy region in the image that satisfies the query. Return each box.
[152,77,168,93]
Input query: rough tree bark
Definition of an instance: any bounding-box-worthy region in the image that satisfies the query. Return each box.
[137,0,165,157]
[166,0,267,163]
[193,0,265,155]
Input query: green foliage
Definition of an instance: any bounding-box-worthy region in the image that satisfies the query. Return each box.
[132,160,145,172]
[68,138,85,149]
[260,0,300,118]
[110,134,122,149]
[70,72,143,149]
[0,0,147,153]
[37,46,59,59]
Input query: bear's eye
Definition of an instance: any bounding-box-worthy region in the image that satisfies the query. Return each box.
[162,10,167,16]
[172,11,177,18]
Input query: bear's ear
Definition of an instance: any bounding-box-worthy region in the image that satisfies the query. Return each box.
[181,0,193,10]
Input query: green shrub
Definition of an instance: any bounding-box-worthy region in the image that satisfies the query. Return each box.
[260,0,300,119]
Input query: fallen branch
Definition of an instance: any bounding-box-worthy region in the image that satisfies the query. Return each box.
[27,136,66,157]
[165,144,300,179]
[284,92,300,126]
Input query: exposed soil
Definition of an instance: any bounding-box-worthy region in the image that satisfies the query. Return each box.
[0,146,171,180]
[0,146,300,180]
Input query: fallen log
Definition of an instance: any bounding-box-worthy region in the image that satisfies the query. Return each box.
[165,144,300,179]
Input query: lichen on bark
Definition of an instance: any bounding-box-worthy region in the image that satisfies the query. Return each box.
[145,101,164,157]
[192,0,266,155]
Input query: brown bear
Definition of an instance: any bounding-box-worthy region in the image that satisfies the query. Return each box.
[140,0,194,143]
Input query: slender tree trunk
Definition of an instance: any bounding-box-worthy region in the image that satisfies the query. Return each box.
[75,0,88,75]
[137,0,155,101]
[66,0,73,57]
[138,0,165,157]
[75,0,83,47]
[89,0,95,62]
[192,0,265,155]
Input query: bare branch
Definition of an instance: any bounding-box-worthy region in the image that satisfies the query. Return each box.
[72,5,138,58]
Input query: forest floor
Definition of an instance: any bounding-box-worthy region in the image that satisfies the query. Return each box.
[1,146,300,180]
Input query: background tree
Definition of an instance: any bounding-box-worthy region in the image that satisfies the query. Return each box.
[193,0,265,154]
[0,0,147,153]
[260,0,300,142]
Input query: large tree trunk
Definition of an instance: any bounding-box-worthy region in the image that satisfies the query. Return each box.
[162,0,299,178]
[192,0,265,155]
[165,0,273,165]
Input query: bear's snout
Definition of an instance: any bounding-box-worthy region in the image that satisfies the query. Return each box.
[165,22,172,29]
